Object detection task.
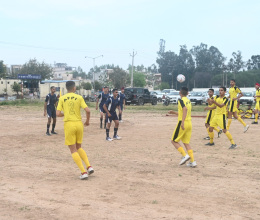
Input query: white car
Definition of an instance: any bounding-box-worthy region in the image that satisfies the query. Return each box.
[150,91,165,102]
[165,91,180,104]
[162,89,176,95]
[239,92,255,105]
[188,92,204,105]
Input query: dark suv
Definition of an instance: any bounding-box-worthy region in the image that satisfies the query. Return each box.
[125,87,157,105]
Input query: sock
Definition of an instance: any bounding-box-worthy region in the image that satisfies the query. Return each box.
[71,152,85,173]
[206,127,210,136]
[208,130,214,144]
[227,119,232,130]
[100,118,103,126]
[77,148,91,168]
[114,128,118,137]
[255,113,258,122]
[104,119,107,128]
[119,113,122,121]
[106,129,109,138]
[225,131,235,145]
[187,150,194,162]
[47,124,50,133]
[237,117,246,127]
[177,147,186,157]
[52,123,56,132]
[214,127,220,133]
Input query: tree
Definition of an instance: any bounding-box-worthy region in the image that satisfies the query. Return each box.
[0,60,7,78]
[109,68,128,88]
[230,51,244,79]
[20,59,53,79]
[247,55,260,70]
[133,72,146,87]
[73,66,87,79]
[160,82,170,90]
[81,82,92,90]
[11,82,21,95]
[94,81,103,91]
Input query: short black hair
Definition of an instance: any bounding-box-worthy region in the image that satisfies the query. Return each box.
[230,79,236,83]
[104,86,108,89]
[180,87,188,96]
[112,88,118,93]
[219,86,226,92]
[50,86,55,90]
[209,88,214,92]
[66,81,75,91]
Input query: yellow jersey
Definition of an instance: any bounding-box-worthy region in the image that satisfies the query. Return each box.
[208,96,216,110]
[256,89,260,101]
[214,95,229,115]
[178,97,192,121]
[229,86,241,100]
[57,93,88,122]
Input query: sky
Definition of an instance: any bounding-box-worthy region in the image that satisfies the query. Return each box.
[1,0,260,73]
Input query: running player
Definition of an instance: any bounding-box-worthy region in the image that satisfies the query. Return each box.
[168,87,196,168]
[227,79,249,132]
[96,86,110,128]
[56,81,94,180]
[206,87,237,149]
[103,88,122,141]
[252,83,260,124]
[118,87,126,122]
[204,89,222,140]
[44,86,58,136]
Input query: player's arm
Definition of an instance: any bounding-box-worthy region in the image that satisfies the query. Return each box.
[96,94,101,110]
[168,110,178,115]
[213,99,227,108]
[84,107,90,126]
[44,102,47,116]
[56,110,64,117]
[123,98,126,109]
[56,97,64,117]
[204,106,216,111]
[103,99,112,117]
[118,104,122,115]
[181,106,187,130]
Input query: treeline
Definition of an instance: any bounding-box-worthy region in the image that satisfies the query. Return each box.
[156,41,260,90]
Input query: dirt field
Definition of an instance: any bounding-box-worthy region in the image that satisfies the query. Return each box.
[0,106,259,220]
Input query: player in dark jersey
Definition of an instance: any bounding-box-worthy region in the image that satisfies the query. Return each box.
[103,88,122,141]
[44,86,58,136]
[118,87,126,122]
[96,86,110,128]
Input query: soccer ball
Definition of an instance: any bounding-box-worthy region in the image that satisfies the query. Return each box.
[177,74,185,83]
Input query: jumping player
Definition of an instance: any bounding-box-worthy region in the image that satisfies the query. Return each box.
[44,86,58,136]
[227,79,249,132]
[252,83,260,124]
[204,89,222,140]
[168,87,196,168]
[96,86,110,128]
[103,88,122,141]
[207,87,237,149]
[56,81,94,180]
[118,87,126,122]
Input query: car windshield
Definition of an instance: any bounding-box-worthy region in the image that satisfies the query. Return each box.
[190,92,203,96]
[243,92,253,97]
[169,92,179,95]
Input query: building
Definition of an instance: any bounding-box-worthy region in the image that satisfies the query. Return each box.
[0,78,21,96]
[10,65,22,76]
[52,63,75,80]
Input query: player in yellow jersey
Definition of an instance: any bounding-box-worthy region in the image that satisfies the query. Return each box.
[204,89,222,140]
[241,105,253,119]
[56,81,94,180]
[207,87,237,149]
[227,79,249,132]
[252,83,260,124]
[168,87,196,168]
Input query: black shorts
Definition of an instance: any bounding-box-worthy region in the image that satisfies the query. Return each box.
[106,112,118,123]
[47,107,56,118]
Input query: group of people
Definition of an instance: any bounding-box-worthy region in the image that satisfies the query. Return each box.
[43,80,259,179]
[168,80,260,168]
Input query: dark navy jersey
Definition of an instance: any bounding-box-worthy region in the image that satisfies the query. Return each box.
[45,93,57,108]
[118,93,125,105]
[104,96,120,113]
[98,92,110,106]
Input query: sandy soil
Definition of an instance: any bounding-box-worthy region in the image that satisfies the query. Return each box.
[0,106,259,220]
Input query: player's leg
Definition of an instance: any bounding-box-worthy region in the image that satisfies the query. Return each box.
[46,115,51,136]
[183,123,197,167]
[252,102,259,124]
[99,111,103,129]
[119,104,123,122]
[204,123,210,140]
[206,126,215,146]
[233,111,249,132]
[204,111,211,140]
[113,113,121,139]
[76,144,94,175]
[106,115,113,141]
[51,109,57,134]
[227,111,233,130]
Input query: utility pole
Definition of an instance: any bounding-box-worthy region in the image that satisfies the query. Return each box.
[85,55,103,92]
[130,50,137,87]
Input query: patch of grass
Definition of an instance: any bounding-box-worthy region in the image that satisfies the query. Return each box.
[19,206,30,211]
[0,99,43,106]
[152,200,158,204]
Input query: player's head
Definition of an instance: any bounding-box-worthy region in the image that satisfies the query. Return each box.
[255,83,260,90]
[180,87,188,97]
[112,88,118,96]
[66,81,76,92]
[208,88,214,97]
[121,87,125,93]
[50,86,56,93]
[248,105,251,109]
[219,86,226,96]
[104,86,109,92]
[230,79,236,87]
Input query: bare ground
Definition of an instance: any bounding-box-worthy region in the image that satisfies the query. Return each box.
[0,106,259,220]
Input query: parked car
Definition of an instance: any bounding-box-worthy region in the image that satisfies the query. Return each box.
[125,87,157,105]
[162,89,176,95]
[188,92,204,105]
[163,91,180,106]
[150,91,165,102]
[240,92,255,105]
